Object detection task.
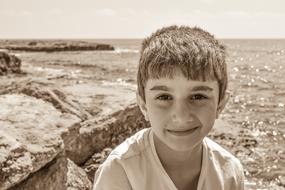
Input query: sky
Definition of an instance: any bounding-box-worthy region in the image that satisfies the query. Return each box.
[0,0,285,39]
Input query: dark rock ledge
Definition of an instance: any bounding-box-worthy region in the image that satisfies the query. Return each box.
[0,51,22,76]
[0,40,114,52]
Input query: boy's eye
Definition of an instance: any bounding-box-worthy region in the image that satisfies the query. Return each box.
[156,94,172,101]
[190,94,208,100]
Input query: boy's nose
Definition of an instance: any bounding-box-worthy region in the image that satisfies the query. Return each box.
[171,102,195,125]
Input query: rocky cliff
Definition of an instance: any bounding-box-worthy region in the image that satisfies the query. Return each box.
[0,40,114,52]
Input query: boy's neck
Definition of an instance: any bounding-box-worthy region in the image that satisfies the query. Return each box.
[153,134,203,189]
[153,133,203,171]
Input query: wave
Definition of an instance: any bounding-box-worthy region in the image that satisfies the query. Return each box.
[113,48,139,54]
[102,79,137,88]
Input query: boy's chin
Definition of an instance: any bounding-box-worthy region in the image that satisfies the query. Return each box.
[154,132,204,152]
[167,141,202,152]
[165,134,205,152]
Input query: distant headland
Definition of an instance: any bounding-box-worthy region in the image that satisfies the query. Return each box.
[0,39,115,52]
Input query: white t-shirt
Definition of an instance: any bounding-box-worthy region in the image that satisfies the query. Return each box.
[93,128,245,190]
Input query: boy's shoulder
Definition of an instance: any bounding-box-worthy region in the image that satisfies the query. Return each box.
[109,128,151,160]
[204,137,237,159]
[200,138,245,189]
[203,137,243,170]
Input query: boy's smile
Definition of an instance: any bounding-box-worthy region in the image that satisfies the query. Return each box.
[138,70,226,151]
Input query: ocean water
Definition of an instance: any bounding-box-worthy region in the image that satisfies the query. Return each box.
[15,39,285,188]
[220,39,285,189]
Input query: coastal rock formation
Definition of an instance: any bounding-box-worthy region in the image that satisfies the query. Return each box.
[0,80,92,121]
[10,156,92,190]
[0,94,86,189]
[68,104,148,165]
[0,82,146,189]
[0,90,147,189]
[82,105,149,182]
[0,51,21,75]
[0,40,115,52]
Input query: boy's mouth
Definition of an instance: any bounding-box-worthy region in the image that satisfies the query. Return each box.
[166,127,198,136]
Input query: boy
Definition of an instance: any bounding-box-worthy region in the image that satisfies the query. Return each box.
[93,25,245,190]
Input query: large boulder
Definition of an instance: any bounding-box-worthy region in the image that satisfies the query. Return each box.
[0,51,21,75]
[0,94,81,189]
[10,156,92,190]
[0,80,92,121]
[67,104,148,166]
[82,104,149,182]
[9,155,68,190]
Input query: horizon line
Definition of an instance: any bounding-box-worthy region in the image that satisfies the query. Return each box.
[1,37,285,40]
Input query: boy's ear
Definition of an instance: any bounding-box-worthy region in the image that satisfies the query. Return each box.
[216,91,230,119]
[136,93,149,121]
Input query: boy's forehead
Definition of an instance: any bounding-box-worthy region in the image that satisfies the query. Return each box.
[146,65,219,83]
[147,68,218,85]
[145,76,219,92]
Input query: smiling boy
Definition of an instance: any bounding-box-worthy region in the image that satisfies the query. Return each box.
[93,25,245,190]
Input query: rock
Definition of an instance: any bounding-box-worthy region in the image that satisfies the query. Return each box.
[66,158,92,190]
[64,104,148,166]
[10,156,92,190]
[82,104,149,182]
[0,94,80,189]
[0,80,92,121]
[83,148,113,183]
[0,40,115,52]
[8,55,21,74]
[0,51,21,75]
[27,41,37,46]
[9,155,68,190]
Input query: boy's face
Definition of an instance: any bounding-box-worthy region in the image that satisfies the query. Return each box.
[138,70,227,151]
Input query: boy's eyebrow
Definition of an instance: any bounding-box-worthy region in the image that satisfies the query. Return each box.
[149,85,170,91]
[149,85,214,91]
[192,86,214,91]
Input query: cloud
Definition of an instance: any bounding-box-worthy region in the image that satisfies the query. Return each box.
[95,8,116,17]
[0,10,17,16]
[0,9,32,17]
[19,10,32,16]
[175,10,285,20]
[201,0,214,4]
[219,11,283,19]
[49,8,64,15]
[126,8,136,16]
[142,10,151,17]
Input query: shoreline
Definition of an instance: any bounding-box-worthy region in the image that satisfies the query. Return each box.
[1,42,285,189]
[0,39,115,52]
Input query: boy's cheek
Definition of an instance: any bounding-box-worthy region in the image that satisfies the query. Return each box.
[146,98,171,110]
[147,108,171,124]
[152,102,172,110]
[147,107,169,119]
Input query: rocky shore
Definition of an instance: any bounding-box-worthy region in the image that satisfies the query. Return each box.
[0,40,114,52]
[1,49,284,190]
[0,51,144,190]
[0,77,146,189]
[0,92,146,189]
[0,50,22,75]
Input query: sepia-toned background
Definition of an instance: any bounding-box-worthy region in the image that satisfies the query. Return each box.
[1,0,284,189]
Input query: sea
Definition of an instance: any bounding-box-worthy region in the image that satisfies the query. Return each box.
[13,39,285,189]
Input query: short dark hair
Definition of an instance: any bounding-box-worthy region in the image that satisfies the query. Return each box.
[137,25,227,103]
